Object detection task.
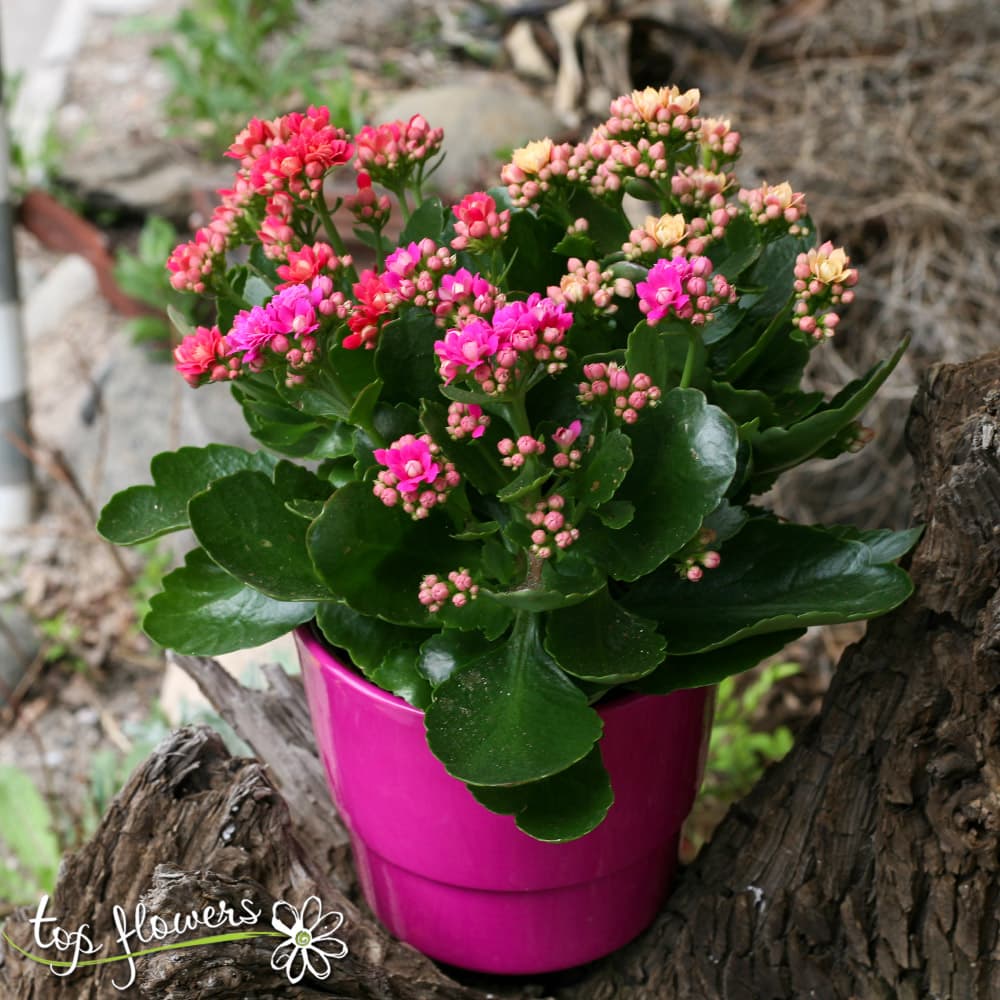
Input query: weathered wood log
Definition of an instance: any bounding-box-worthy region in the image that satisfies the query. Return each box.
[3,352,999,998]
[569,352,1000,999]
[0,727,478,999]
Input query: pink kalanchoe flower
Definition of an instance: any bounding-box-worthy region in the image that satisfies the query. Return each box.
[344,269,392,349]
[552,420,582,449]
[268,284,320,339]
[434,318,500,384]
[174,325,232,386]
[373,433,460,519]
[445,401,490,441]
[227,305,277,365]
[636,258,691,324]
[276,242,340,288]
[374,436,441,494]
[450,191,510,251]
[345,171,392,227]
[353,115,444,187]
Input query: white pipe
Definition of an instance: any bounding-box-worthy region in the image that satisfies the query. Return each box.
[0,14,35,529]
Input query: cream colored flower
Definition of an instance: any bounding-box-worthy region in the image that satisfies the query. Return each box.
[511,138,554,175]
[807,243,853,285]
[767,182,798,210]
[630,87,668,122]
[670,87,701,115]
[643,213,687,247]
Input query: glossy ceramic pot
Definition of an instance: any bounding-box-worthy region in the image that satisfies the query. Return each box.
[296,625,712,974]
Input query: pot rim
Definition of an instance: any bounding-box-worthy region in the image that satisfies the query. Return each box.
[295,622,671,719]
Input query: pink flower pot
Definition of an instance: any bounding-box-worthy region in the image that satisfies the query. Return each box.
[295,625,712,974]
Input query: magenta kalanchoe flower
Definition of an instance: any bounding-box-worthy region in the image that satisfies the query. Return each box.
[434,318,500,385]
[636,258,691,324]
[373,434,461,519]
[445,401,490,441]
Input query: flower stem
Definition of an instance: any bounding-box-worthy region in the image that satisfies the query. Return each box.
[680,333,699,390]
[314,194,358,281]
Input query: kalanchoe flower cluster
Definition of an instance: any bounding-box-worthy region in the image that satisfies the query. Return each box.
[418,569,479,612]
[792,241,858,340]
[547,258,632,312]
[173,325,235,387]
[445,402,490,441]
[434,294,573,393]
[698,117,741,166]
[551,421,584,470]
[498,435,546,469]
[527,494,579,560]
[373,434,460,519]
[739,181,809,235]
[677,528,722,582]
[637,256,735,326]
[345,172,392,228]
[451,192,510,252]
[354,115,444,188]
[226,277,346,380]
[578,363,661,424]
[276,242,350,288]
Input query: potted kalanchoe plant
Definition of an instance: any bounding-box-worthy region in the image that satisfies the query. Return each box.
[98,89,916,973]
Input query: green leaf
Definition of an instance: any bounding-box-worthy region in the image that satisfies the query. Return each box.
[827,525,923,564]
[307,481,477,625]
[421,400,506,495]
[243,274,273,307]
[627,629,805,694]
[545,587,665,682]
[425,615,603,785]
[97,445,277,545]
[377,310,442,408]
[624,519,914,654]
[748,339,908,486]
[594,500,634,529]
[709,212,763,280]
[348,379,384,428]
[418,629,494,685]
[497,464,550,503]
[575,428,632,509]
[273,461,334,503]
[468,746,613,842]
[484,556,605,612]
[625,323,669,391]
[315,601,429,677]
[189,470,332,600]
[581,389,738,580]
[144,549,316,654]
[399,196,445,245]
[369,647,432,709]
[0,764,61,899]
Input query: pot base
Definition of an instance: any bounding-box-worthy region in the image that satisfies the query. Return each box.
[351,832,679,974]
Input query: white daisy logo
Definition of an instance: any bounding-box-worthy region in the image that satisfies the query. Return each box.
[269,896,348,984]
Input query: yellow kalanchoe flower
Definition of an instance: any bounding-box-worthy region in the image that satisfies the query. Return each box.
[511,138,554,175]
[807,243,854,285]
[643,213,688,247]
[630,86,700,122]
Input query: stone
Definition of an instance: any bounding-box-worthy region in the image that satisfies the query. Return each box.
[0,603,39,708]
[373,76,567,195]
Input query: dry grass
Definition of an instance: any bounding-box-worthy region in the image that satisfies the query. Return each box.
[704,0,1000,527]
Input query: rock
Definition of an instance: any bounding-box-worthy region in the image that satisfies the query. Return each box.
[373,76,568,195]
[0,604,40,707]
[22,254,98,342]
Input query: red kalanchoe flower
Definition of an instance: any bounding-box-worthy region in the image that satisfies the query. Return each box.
[173,325,232,386]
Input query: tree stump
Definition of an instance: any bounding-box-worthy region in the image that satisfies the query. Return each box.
[2,352,998,998]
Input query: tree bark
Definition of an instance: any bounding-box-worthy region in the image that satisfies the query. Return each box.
[3,352,999,999]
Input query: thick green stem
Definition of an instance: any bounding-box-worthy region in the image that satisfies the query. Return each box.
[314,194,358,281]
[680,333,699,390]
[504,392,532,439]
